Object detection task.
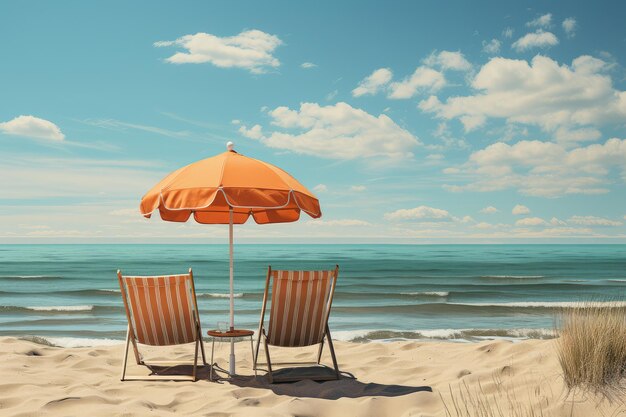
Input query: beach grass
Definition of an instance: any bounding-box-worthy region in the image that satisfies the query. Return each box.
[556,302,626,398]
[440,377,552,417]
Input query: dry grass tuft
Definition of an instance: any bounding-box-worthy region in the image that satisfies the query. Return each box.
[440,376,553,417]
[556,302,626,398]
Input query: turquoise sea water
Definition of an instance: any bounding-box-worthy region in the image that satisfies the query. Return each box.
[0,244,625,346]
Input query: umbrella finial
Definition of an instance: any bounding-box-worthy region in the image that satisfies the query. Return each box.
[226,141,234,152]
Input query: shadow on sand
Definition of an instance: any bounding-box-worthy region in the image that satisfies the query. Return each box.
[223,366,432,400]
[144,364,431,400]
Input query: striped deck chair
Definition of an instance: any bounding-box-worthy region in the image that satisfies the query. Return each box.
[253,266,340,383]
[117,269,207,381]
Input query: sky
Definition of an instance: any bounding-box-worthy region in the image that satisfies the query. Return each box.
[1,0,626,243]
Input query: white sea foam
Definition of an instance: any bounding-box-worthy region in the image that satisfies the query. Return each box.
[334,328,556,342]
[98,289,121,293]
[401,291,449,297]
[481,275,543,279]
[198,292,243,298]
[44,337,124,348]
[608,279,626,283]
[27,305,94,312]
[451,301,626,308]
[333,330,372,341]
[0,275,59,279]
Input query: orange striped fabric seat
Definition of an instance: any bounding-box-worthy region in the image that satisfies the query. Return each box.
[267,270,334,347]
[121,274,197,346]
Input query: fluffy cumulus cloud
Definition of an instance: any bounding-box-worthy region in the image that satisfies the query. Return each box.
[352,51,473,100]
[515,217,547,226]
[444,138,626,197]
[385,205,452,221]
[352,68,393,97]
[419,55,626,138]
[482,39,501,55]
[423,51,472,71]
[527,13,553,28]
[154,29,282,73]
[238,124,263,139]
[512,205,530,215]
[239,102,420,159]
[562,18,577,38]
[388,67,446,99]
[0,115,65,141]
[480,206,498,214]
[568,216,623,226]
[512,31,559,52]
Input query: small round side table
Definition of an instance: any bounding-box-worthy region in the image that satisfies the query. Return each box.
[206,329,255,380]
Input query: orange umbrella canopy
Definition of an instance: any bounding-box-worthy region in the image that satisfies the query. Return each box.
[140,149,321,224]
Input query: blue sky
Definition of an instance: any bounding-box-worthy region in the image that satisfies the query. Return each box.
[1,0,625,243]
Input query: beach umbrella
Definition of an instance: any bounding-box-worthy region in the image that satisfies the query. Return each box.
[139,142,321,374]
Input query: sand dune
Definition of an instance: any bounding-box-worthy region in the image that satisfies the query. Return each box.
[0,337,623,416]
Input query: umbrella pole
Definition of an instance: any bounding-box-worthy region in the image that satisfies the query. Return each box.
[229,207,236,375]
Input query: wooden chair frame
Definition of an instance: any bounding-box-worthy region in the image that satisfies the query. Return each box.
[117,268,208,381]
[253,265,340,383]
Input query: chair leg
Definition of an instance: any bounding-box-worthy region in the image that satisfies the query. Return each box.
[253,326,262,370]
[249,335,256,376]
[316,339,325,364]
[263,330,273,383]
[121,328,131,381]
[199,334,207,365]
[192,337,200,381]
[325,326,340,379]
[210,337,215,381]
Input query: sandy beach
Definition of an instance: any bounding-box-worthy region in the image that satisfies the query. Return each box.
[1,336,623,417]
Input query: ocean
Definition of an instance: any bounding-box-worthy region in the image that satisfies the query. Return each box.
[1,244,625,347]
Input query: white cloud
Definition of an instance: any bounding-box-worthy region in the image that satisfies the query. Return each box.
[385,205,452,221]
[516,217,547,226]
[84,118,190,139]
[326,90,338,101]
[352,68,393,97]
[423,51,472,71]
[109,208,140,217]
[512,31,559,52]
[238,124,263,139]
[482,39,501,55]
[562,18,577,38]
[426,153,444,161]
[480,206,499,214]
[443,138,626,197]
[473,222,500,229]
[301,62,317,69]
[240,102,420,159]
[419,55,626,137]
[503,28,514,39]
[527,13,552,28]
[308,219,371,227]
[154,29,282,74]
[388,66,446,99]
[512,205,530,215]
[0,115,65,141]
[0,156,160,199]
[350,185,366,192]
[550,217,567,226]
[568,216,623,226]
[313,184,328,193]
[231,119,241,125]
